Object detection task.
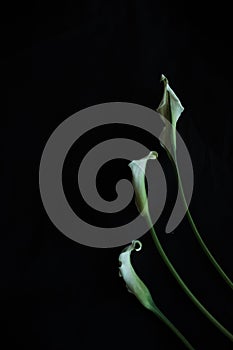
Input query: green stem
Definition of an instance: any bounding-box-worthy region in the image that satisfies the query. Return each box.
[147,216,233,342]
[174,159,233,290]
[152,307,195,350]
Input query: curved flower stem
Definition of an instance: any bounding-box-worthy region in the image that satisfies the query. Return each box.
[173,158,233,290]
[146,216,233,342]
[153,308,195,350]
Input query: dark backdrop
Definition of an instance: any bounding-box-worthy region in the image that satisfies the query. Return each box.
[3,1,233,349]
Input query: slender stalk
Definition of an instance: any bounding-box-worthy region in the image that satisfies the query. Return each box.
[173,158,233,290]
[152,307,195,350]
[146,216,233,342]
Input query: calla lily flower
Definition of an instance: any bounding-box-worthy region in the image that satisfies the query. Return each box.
[119,240,159,313]
[118,240,196,350]
[157,74,184,154]
[128,151,158,219]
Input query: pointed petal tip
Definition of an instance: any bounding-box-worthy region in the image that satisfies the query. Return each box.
[161,74,166,81]
[160,74,168,83]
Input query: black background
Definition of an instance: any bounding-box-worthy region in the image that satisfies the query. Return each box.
[3,1,233,349]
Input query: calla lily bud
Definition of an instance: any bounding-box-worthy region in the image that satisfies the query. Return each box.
[128,151,158,218]
[157,74,184,153]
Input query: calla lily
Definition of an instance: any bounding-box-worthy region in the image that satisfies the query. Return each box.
[157,74,184,154]
[119,240,159,313]
[128,151,158,219]
[119,240,196,350]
